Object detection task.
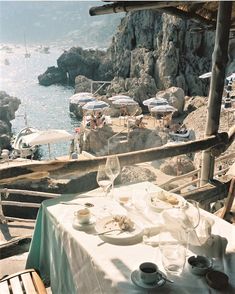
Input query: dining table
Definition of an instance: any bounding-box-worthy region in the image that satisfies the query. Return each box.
[26,181,235,294]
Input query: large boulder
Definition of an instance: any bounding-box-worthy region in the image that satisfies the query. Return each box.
[38,66,67,86]
[80,126,114,156]
[184,95,208,113]
[119,165,156,185]
[128,128,163,151]
[0,91,21,150]
[156,87,185,114]
[74,75,93,93]
[57,47,113,84]
[107,73,157,106]
[160,155,195,176]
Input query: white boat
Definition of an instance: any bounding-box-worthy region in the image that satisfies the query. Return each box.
[12,127,39,158]
[24,34,31,58]
[169,129,191,139]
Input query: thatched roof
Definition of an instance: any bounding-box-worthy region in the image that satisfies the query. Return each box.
[90,1,235,33]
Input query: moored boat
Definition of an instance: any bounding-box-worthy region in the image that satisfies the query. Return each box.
[11,127,39,158]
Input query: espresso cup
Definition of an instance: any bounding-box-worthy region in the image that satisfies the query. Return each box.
[74,208,91,224]
[139,262,159,284]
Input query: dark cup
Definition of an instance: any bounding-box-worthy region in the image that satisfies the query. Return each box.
[139,262,159,284]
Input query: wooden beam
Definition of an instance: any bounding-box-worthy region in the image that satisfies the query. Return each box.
[160,7,216,29]
[1,201,41,208]
[89,1,187,16]
[0,189,60,198]
[182,180,231,211]
[0,235,31,259]
[201,1,232,186]
[0,132,229,185]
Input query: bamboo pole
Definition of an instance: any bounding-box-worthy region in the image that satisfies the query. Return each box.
[200,1,232,186]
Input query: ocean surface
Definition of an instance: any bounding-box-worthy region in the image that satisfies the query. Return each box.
[0,43,80,159]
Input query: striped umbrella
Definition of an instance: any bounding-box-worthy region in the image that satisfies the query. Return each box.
[150,105,177,113]
[108,95,133,101]
[69,93,96,104]
[143,97,168,108]
[82,100,110,112]
[112,99,138,106]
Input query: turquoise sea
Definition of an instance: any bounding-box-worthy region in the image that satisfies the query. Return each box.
[0,43,80,159]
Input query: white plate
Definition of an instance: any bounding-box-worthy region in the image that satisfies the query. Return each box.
[95,216,143,245]
[131,270,166,289]
[147,191,186,212]
[73,217,96,230]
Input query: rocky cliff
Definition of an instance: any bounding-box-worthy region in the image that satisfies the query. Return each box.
[0,91,21,150]
[107,10,215,96]
[39,10,216,97]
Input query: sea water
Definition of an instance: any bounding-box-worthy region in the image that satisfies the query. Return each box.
[0,43,80,159]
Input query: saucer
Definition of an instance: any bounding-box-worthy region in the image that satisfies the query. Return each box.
[72,217,96,230]
[131,270,166,289]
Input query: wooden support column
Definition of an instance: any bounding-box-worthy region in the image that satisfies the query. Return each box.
[200,1,232,186]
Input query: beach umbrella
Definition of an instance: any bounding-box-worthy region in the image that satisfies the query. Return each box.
[112,99,138,106]
[69,93,95,104]
[22,129,74,158]
[226,73,235,81]
[82,100,109,112]
[150,105,177,113]
[199,72,212,79]
[108,95,133,101]
[143,97,168,107]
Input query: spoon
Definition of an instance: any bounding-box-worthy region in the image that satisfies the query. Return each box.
[158,273,174,283]
[95,229,122,236]
[60,202,94,207]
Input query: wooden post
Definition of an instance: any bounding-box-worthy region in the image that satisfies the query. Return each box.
[200,2,232,186]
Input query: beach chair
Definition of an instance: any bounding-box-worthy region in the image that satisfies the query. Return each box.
[0,269,47,294]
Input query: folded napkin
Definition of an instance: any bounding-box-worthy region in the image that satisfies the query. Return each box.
[142,224,163,246]
[161,209,214,246]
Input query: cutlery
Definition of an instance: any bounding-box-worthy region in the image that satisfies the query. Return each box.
[60,202,94,207]
[95,229,122,236]
[159,273,174,283]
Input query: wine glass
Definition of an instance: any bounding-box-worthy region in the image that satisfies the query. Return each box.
[105,156,121,198]
[96,165,112,197]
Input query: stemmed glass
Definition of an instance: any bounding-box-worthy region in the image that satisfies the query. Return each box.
[105,155,121,198]
[96,165,112,197]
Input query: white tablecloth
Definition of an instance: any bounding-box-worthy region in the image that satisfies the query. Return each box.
[26,182,235,294]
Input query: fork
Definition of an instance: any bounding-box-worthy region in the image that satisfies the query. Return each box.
[95,229,123,236]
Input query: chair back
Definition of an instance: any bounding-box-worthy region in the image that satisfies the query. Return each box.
[0,269,47,294]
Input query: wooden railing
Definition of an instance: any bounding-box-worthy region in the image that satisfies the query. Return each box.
[1,129,234,185]
[0,189,60,222]
[159,152,235,193]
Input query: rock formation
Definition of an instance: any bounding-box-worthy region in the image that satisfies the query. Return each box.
[38,66,67,86]
[160,155,195,176]
[79,124,165,156]
[0,91,21,150]
[38,10,215,98]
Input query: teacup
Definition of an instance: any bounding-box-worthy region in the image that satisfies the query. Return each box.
[118,195,131,205]
[74,208,91,224]
[139,262,160,284]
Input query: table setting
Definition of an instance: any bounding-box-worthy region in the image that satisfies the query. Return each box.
[26,157,235,293]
